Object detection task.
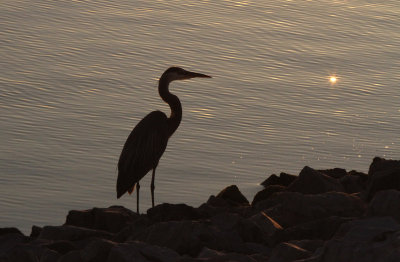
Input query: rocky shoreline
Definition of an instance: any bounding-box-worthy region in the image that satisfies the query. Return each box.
[1,157,400,262]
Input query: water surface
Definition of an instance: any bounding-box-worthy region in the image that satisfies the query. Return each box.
[1,0,399,233]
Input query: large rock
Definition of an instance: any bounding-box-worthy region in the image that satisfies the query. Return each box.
[288,239,324,254]
[0,228,23,236]
[366,157,400,200]
[39,249,61,262]
[339,174,366,194]
[0,232,30,260]
[80,238,116,262]
[275,216,353,243]
[38,225,113,241]
[45,240,77,254]
[58,250,83,262]
[0,230,62,262]
[106,241,179,262]
[147,203,202,223]
[196,247,260,262]
[268,242,311,262]
[133,220,214,256]
[111,217,150,243]
[209,211,281,252]
[313,217,400,262]
[196,185,253,220]
[199,195,253,218]
[66,206,139,233]
[244,212,283,245]
[367,189,400,222]
[344,170,368,192]
[210,212,242,232]
[132,217,261,256]
[216,185,250,206]
[255,192,366,228]
[288,166,344,194]
[1,242,55,262]
[318,168,347,179]
[30,225,42,238]
[261,173,297,187]
[209,212,268,249]
[252,185,287,206]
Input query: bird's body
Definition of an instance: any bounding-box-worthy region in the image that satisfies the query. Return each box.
[117,111,169,198]
[117,67,211,213]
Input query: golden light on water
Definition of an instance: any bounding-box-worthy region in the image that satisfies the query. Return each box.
[330,75,338,84]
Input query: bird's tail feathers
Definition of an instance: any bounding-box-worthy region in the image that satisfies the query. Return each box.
[116,182,135,198]
[127,184,136,195]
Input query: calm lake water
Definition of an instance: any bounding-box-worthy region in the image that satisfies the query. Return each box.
[1,0,399,233]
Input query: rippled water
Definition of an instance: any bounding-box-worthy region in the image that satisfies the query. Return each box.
[1,0,399,233]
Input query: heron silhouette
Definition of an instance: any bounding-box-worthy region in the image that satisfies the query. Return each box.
[117,67,211,213]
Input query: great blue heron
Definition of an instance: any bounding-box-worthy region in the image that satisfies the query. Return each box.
[117,67,211,213]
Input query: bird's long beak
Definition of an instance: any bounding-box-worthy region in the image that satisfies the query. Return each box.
[187,71,212,78]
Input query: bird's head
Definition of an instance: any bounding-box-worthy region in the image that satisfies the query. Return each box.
[162,67,211,82]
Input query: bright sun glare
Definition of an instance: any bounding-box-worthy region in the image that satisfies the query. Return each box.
[329,75,337,84]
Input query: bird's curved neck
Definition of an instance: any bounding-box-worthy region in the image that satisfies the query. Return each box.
[159,76,182,137]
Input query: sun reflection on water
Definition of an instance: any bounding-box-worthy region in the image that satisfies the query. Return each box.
[329,75,338,84]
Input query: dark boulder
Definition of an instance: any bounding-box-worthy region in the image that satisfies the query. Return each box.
[318,168,347,179]
[0,228,23,236]
[30,225,42,238]
[274,216,353,243]
[261,173,297,187]
[280,172,298,186]
[288,166,344,194]
[335,216,400,238]
[210,227,250,254]
[147,203,202,223]
[66,206,139,233]
[196,247,260,262]
[209,212,270,251]
[366,157,400,200]
[255,192,366,228]
[243,242,272,257]
[133,218,256,256]
[261,174,280,187]
[367,189,400,223]
[80,238,116,262]
[132,220,214,256]
[233,217,265,245]
[111,219,150,243]
[288,239,324,253]
[210,212,242,232]
[268,242,312,262]
[199,194,253,218]
[216,185,250,206]
[1,242,53,262]
[348,170,368,183]
[196,186,253,219]
[106,240,180,262]
[313,217,400,262]
[205,195,231,208]
[243,212,283,245]
[252,185,286,206]
[58,250,83,262]
[45,240,77,254]
[0,232,30,259]
[65,209,94,229]
[39,249,61,262]
[339,174,366,194]
[38,225,113,241]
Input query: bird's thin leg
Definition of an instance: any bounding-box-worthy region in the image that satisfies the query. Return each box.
[136,182,140,214]
[151,168,156,208]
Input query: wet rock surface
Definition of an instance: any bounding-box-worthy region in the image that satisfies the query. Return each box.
[2,157,400,261]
